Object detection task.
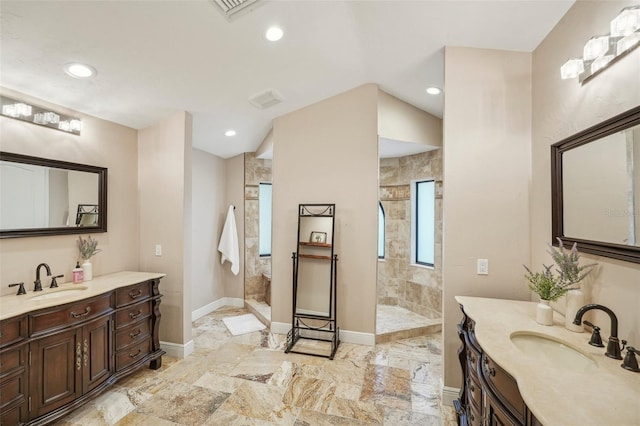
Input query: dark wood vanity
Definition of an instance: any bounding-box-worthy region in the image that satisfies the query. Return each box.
[0,277,163,425]
[454,304,542,426]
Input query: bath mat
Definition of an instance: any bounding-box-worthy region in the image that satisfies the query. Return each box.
[223,313,266,336]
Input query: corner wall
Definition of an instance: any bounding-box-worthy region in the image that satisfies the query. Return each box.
[0,87,139,295]
[442,47,532,389]
[531,0,640,344]
[138,112,192,346]
[222,154,245,299]
[271,84,379,337]
[191,148,227,313]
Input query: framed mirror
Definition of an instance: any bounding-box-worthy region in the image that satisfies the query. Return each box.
[0,152,107,238]
[551,105,640,263]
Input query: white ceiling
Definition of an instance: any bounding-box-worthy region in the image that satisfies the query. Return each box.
[0,0,573,159]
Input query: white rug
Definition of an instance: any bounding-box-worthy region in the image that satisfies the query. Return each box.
[222,313,266,336]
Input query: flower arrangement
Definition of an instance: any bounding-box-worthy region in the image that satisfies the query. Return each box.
[524,238,595,301]
[78,235,101,261]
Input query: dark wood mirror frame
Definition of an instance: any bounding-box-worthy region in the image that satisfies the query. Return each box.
[551,105,640,264]
[0,152,107,238]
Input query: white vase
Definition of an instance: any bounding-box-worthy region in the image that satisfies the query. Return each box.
[565,289,585,333]
[82,260,93,281]
[536,299,553,326]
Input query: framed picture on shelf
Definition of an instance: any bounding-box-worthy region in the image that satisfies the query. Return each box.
[309,231,327,244]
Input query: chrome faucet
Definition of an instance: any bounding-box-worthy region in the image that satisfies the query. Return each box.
[34,263,51,292]
[574,304,625,360]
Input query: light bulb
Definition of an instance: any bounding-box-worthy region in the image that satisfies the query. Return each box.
[610,6,640,37]
[583,36,610,61]
[265,27,283,42]
[560,58,585,79]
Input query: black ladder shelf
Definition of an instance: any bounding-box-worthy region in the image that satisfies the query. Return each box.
[285,204,340,359]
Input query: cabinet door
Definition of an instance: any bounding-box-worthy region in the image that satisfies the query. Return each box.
[486,394,519,426]
[29,328,80,417]
[82,316,112,393]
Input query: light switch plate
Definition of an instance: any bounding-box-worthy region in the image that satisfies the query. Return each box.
[155,244,162,256]
[477,258,488,275]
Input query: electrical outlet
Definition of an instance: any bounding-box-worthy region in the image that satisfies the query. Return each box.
[477,258,489,275]
[155,244,162,257]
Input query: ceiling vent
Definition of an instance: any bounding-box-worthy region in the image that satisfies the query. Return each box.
[209,0,261,21]
[248,89,283,109]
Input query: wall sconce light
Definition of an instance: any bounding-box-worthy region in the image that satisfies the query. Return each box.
[561,6,640,84]
[0,95,82,135]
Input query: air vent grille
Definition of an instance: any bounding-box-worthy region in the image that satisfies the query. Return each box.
[248,89,283,109]
[210,0,260,20]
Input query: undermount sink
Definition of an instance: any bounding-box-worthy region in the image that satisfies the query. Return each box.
[510,331,597,372]
[28,286,89,301]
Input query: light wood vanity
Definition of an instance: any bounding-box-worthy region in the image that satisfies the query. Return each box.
[0,271,164,425]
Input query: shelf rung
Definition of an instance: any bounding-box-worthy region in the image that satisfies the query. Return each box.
[298,254,332,260]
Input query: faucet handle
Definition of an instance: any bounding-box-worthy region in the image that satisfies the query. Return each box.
[8,282,26,295]
[50,274,64,288]
[621,346,640,373]
[583,321,604,348]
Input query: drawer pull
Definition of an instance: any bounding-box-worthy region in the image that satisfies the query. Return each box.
[70,307,92,318]
[130,329,143,339]
[129,310,143,320]
[129,348,142,358]
[76,342,82,371]
[483,357,496,377]
[129,289,143,299]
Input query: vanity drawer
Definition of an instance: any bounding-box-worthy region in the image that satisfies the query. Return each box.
[466,374,482,411]
[115,300,152,328]
[30,294,113,337]
[465,345,481,378]
[0,371,27,410]
[0,316,27,349]
[467,402,482,426]
[481,353,526,423]
[115,338,151,371]
[0,344,26,378]
[115,281,152,307]
[115,319,151,351]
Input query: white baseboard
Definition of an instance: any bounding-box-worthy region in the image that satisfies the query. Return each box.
[270,321,375,346]
[160,339,194,359]
[192,297,245,321]
[442,386,460,407]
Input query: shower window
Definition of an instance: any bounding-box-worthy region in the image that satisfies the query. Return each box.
[414,179,435,267]
[378,202,385,259]
[259,183,272,257]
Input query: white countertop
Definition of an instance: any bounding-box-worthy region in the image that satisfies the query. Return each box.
[1,271,165,321]
[456,296,640,426]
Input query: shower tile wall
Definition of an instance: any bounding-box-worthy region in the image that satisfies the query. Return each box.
[378,150,442,319]
[244,153,272,302]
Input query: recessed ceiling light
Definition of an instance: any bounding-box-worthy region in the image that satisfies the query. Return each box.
[225,130,237,137]
[64,63,97,79]
[426,87,442,95]
[265,26,283,42]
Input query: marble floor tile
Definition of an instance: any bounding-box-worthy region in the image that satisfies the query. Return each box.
[55,306,453,426]
[135,381,230,425]
[360,364,412,410]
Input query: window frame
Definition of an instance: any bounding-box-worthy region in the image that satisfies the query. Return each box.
[258,182,272,257]
[414,179,435,267]
[378,201,385,259]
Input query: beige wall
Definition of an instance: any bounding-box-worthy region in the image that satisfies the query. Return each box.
[378,90,442,147]
[222,154,245,299]
[532,0,640,344]
[191,148,227,312]
[442,47,532,388]
[138,112,192,345]
[0,87,139,296]
[271,84,379,334]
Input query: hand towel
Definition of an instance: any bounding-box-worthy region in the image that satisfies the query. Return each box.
[218,205,240,275]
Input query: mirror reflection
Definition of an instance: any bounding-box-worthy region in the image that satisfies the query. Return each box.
[562,124,640,247]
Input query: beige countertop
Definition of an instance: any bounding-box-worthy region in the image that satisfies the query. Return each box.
[456,296,640,425]
[1,271,165,321]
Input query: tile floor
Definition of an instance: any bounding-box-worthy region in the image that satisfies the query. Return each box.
[55,306,457,425]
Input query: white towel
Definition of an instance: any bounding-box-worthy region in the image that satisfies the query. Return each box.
[218,205,240,275]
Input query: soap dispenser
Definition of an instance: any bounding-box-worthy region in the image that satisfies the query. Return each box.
[72,262,84,284]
